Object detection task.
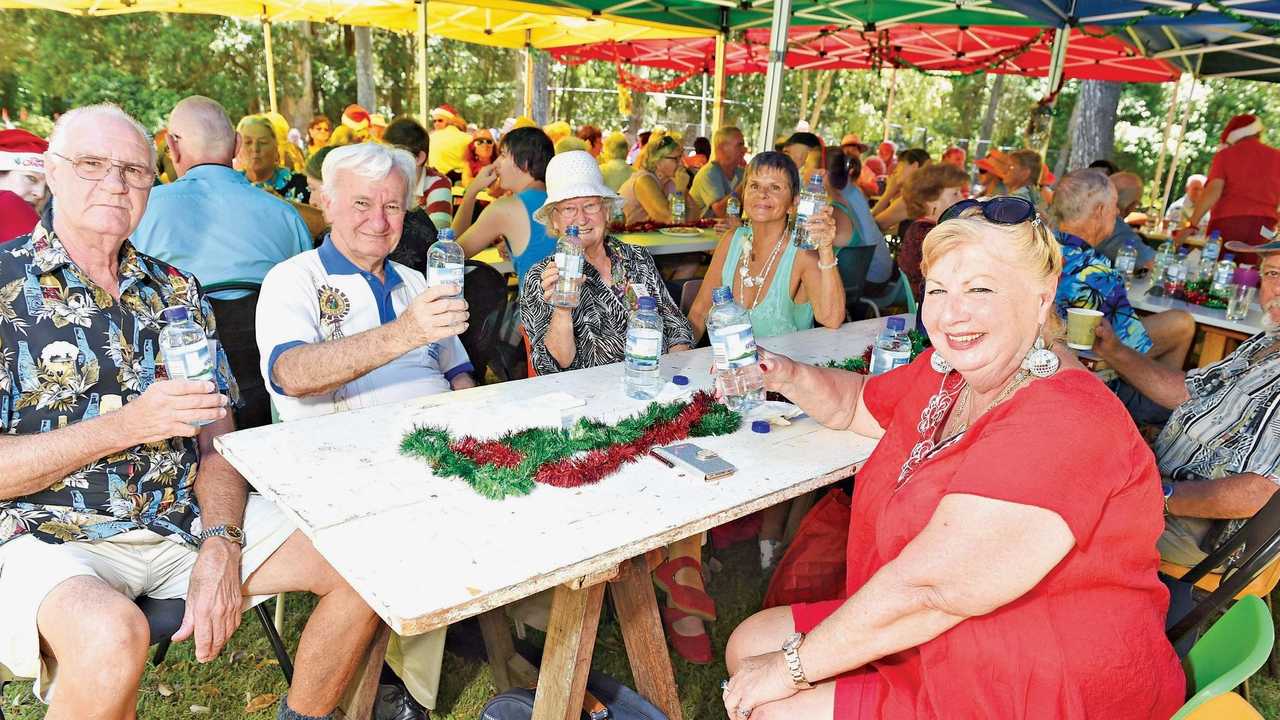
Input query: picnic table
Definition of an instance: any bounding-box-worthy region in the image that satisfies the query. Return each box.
[1127,276,1265,367]
[473,228,723,275]
[215,317,898,719]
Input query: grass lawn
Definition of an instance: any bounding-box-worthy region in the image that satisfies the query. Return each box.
[5,539,1280,718]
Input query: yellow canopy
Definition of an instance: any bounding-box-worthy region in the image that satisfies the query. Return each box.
[0,0,713,47]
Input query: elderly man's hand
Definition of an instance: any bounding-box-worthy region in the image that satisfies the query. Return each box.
[119,380,228,445]
[1092,318,1124,360]
[399,286,469,346]
[172,537,242,663]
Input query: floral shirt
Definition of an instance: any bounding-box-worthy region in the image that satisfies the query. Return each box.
[1054,230,1152,354]
[0,217,239,548]
[520,236,693,376]
[248,167,310,204]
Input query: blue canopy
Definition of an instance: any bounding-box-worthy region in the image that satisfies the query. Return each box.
[996,1,1280,27]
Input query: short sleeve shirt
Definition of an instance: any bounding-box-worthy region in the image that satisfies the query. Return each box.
[1207,137,1280,221]
[689,162,744,219]
[1054,230,1152,353]
[248,167,311,204]
[258,235,473,423]
[0,217,239,548]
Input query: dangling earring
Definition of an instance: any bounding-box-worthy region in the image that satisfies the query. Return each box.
[1022,333,1060,378]
[930,351,952,374]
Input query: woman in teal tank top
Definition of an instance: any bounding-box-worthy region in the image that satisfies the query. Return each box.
[688,151,846,342]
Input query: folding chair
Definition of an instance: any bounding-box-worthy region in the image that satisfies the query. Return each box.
[1172,596,1274,720]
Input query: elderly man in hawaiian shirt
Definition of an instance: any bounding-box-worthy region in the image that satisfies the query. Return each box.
[0,102,379,720]
[1095,246,1280,571]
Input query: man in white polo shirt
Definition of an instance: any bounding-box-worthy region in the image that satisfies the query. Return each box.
[257,142,472,720]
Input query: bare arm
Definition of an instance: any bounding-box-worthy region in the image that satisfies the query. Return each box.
[758,350,882,438]
[1168,473,1279,519]
[688,229,735,343]
[874,197,908,233]
[458,195,520,259]
[635,175,674,223]
[1093,319,1191,409]
[794,210,845,330]
[450,372,477,390]
[1188,178,1224,230]
[453,165,500,240]
[192,414,247,532]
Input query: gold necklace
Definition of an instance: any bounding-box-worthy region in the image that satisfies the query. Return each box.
[946,369,1031,438]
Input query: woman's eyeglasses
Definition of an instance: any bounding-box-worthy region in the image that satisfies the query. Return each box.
[475,138,494,145]
[939,196,1039,226]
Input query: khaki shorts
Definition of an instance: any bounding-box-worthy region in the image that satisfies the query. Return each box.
[0,494,296,698]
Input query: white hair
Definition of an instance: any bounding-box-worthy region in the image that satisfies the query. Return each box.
[49,103,156,166]
[1186,173,1207,190]
[1048,168,1113,227]
[321,143,416,207]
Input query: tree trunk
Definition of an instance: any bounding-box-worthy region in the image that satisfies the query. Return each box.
[626,89,648,140]
[354,26,376,110]
[808,72,834,130]
[1067,79,1122,172]
[977,73,1004,157]
[532,49,551,125]
[284,21,315,128]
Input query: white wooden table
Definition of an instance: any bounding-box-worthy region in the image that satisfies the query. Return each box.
[1127,277,1264,366]
[473,228,721,275]
[216,317,895,719]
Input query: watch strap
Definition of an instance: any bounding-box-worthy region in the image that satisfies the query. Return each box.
[782,633,813,690]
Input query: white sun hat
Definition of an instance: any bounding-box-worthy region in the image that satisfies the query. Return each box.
[532,150,623,226]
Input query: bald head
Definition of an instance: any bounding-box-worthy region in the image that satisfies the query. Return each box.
[167,96,236,175]
[1110,171,1143,214]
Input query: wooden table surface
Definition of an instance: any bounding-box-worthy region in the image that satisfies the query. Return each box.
[473,228,722,276]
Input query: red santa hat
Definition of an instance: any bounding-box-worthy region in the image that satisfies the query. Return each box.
[430,103,462,122]
[0,129,47,174]
[342,104,371,132]
[1221,113,1263,149]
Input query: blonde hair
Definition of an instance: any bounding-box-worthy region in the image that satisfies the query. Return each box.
[921,210,1065,341]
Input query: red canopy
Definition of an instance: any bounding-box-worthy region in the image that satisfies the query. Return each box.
[549,25,1179,83]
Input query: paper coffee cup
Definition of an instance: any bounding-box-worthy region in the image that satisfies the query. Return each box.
[1066,307,1104,350]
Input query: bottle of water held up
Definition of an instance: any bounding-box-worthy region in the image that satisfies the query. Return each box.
[868,316,912,376]
[159,306,215,426]
[550,225,585,308]
[623,296,663,400]
[726,194,741,221]
[427,227,465,299]
[707,287,764,412]
[793,172,827,250]
[668,192,686,225]
[1213,253,1238,296]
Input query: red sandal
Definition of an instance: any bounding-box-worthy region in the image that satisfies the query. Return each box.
[661,606,713,665]
[653,556,716,621]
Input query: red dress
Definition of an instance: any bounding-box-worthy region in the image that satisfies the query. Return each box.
[792,352,1185,719]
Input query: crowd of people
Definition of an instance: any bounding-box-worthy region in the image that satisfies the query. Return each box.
[1,94,1280,720]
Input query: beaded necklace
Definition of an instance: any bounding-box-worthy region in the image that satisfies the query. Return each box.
[736,222,789,310]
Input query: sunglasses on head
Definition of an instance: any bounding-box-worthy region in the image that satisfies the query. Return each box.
[939,196,1039,226]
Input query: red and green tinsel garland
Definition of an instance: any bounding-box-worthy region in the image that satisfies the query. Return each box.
[400,391,741,500]
[1179,279,1229,310]
[822,330,930,374]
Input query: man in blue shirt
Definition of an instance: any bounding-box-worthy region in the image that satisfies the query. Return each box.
[133,96,312,428]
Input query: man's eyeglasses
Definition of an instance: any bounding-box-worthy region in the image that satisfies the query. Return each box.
[939,196,1039,226]
[553,199,607,219]
[53,153,155,190]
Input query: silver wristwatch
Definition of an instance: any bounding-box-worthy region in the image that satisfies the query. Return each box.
[781,632,813,690]
[199,524,244,547]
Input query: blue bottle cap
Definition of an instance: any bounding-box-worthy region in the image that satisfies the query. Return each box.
[437,227,455,241]
[887,316,906,331]
[161,306,190,323]
[1225,253,1236,261]
[638,296,657,310]
[672,374,689,385]
[712,286,733,304]
[751,420,771,434]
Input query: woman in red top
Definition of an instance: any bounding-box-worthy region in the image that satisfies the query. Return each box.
[723,198,1184,719]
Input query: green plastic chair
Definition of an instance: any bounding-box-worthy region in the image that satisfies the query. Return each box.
[1172,595,1275,720]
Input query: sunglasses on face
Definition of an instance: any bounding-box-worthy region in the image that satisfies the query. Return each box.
[475,138,494,145]
[939,196,1039,226]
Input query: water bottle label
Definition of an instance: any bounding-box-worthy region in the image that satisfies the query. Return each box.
[711,323,758,369]
[796,198,817,219]
[1116,256,1135,275]
[163,339,214,382]
[625,328,662,367]
[556,252,583,278]
[427,263,464,291]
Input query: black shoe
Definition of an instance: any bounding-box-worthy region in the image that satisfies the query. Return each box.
[375,682,428,720]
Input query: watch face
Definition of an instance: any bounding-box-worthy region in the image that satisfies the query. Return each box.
[226,525,245,542]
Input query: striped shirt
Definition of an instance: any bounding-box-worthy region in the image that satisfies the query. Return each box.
[1156,332,1280,550]
[416,169,454,230]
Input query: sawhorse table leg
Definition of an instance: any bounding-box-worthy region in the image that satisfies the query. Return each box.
[610,556,684,720]
[532,581,607,720]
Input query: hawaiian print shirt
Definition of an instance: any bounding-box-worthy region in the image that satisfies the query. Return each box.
[0,216,239,548]
[248,167,310,204]
[1054,230,1153,354]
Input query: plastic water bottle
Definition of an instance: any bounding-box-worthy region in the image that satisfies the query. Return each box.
[550,225,585,308]
[1164,248,1189,298]
[427,228,465,299]
[868,317,912,376]
[1185,247,1203,283]
[1153,238,1176,283]
[1213,253,1238,296]
[623,296,663,400]
[159,306,215,426]
[668,193,686,225]
[707,287,764,412]
[1115,239,1138,279]
[793,172,827,250]
[726,195,741,220]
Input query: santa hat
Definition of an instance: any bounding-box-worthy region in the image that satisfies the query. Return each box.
[1221,114,1263,149]
[430,104,462,122]
[342,104,371,132]
[0,129,47,174]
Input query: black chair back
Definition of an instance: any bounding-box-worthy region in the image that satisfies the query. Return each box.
[836,245,875,321]
[459,261,509,383]
[204,281,270,430]
[1166,490,1280,650]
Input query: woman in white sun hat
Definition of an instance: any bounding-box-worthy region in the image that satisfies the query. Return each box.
[521,150,693,377]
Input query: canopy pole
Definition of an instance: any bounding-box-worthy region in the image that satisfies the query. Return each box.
[712,28,727,134]
[1149,73,1184,214]
[523,30,534,119]
[262,13,278,114]
[1046,26,1071,97]
[417,0,428,121]
[1162,69,1200,219]
[700,73,709,138]
[757,0,791,153]
[882,66,898,142]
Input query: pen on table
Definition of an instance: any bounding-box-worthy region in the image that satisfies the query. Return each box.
[650,450,675,468]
